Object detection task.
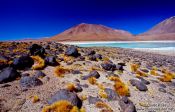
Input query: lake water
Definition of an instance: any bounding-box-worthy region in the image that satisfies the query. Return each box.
[70,41,175,50]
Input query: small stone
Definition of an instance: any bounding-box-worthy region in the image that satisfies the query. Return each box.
[88,96,102,104]
[20,76,43,88]
[158,88,166,93]
[130,79,148,91]
[81,70,100,80]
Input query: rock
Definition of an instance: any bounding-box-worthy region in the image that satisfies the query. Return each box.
[20,76,43,88]
[101,62,116,71]
[65,46,80,57]
[45,56,58,66]
[158,88,166,93]
[118,62,126,66]
[137,77,150,85]
[0,67,20,84]
[119,96,136,112]
[33,71,46,78]
[130,79,148,91]
[80,84,89,88]
[86,50,96,55]
[88,55,97,61]
[94,54,102,59]
[21,73,30,77]
[115,64,124,71]
[88,96,102,104]
[140,68,149,73]
[105,88,119,101]
[48,89,82,108]
[81,70,100,80]
[29,44,45,57]
[71,70,82,74]
[75,84,83,92]
[13,55,34,70]
[159,84,166,88]
[77,56,85,61]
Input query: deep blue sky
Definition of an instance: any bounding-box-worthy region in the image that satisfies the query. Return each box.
[0,0,175,40]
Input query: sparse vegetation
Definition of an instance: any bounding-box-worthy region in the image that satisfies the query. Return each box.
[130,64,140,72]
[42,100,83,112]
[31,56,45,70]
[54,66,70,77]
[88,77,97,85]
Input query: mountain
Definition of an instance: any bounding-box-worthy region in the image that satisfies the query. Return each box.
[48,23,133,41]
[138,16,175,40]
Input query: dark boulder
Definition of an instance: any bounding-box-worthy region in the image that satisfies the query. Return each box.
[81,70,100,80]
[115,64,124,71]
[94,54,102,59]
[105,88,119,101]
[13,55,34,70]
[86,50,96,55]
[65,46,80,57]
[101,62,116,71]
[88,96,102,104]
[130,79,148,91]
[45,56,58,66]
[137,77,150,85]
[0,67,20,84]
[29,44,45,57]
[77,56,85,61]
[119,96,136,112]
[48,89,82,108]
[33,71,46,78]
[20,76,43,88]
[88,55,97,61]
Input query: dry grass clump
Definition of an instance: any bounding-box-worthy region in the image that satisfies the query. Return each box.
[32,95,39,103]
[63,55,75,63]
[130,64,140,72]
[150,70,158,76]
[88,77,97,85]
[136,70,148,77]
[95,102,112,111]
[42,100,84,112]
[97,83,105,90]
[54,66,70,77]
[31,56,45,70]
[66,83,76,92]
[102,57,110,61]
[158,72,174,82]
[98,90,108,99]
[107,76,120,82]
[113,78,130,96]
[80,95,87,101]
[89,66,103,71]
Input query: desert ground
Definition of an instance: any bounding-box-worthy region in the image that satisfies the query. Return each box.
[0,42,175,112]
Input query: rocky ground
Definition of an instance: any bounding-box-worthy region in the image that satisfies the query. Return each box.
[0,42,175,112]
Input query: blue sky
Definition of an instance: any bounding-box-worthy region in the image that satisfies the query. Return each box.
[0,0,175,40]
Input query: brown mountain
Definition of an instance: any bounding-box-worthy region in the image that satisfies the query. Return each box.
[48,23,133,41]
[138,16,175,40]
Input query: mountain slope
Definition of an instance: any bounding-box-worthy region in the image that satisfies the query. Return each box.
[142,16,175,35]
[138,16,175,40]
[49,23,133,41]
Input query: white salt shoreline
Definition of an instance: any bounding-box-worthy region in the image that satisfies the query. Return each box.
[60,40,175,45]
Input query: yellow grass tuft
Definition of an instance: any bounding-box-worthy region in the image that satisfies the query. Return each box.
[66,83,76,92]
[158,72,174,82]
[113,79,130,96]
[42,100,82,112]
[80,95,87,101]
[130,64,140,72]
[97,83,105,90]
[98,90,108,99]
[150,70,158,76]
[136,70,148,77]
[108,76,120,82]
[88,77,97,85]
[32,95,39,103]
[95,102,112,111]
[31,56,45,70]
[54,66,70,77]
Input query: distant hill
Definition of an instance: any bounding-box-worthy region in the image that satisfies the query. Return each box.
[48,23,133,41]
[138,16,175,40]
